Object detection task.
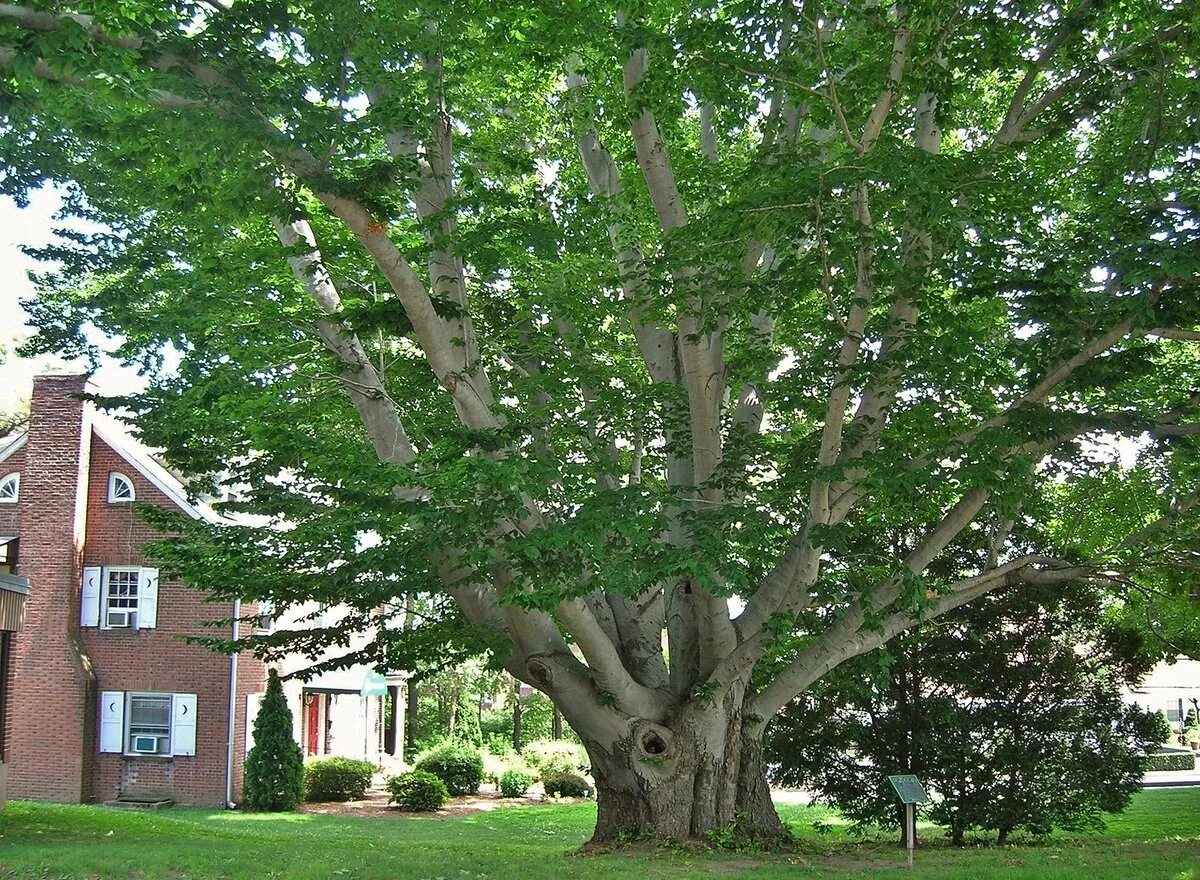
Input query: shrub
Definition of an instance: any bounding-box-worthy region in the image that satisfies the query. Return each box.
[1151,710,1173,745]
[243,670,304,812]
[542,772,591,798]
[414,739,484,795]
[498,769,532,798]
[386,770,449,811]
[522,740,587,780]
[1145,750,1197,772]
[482,750,531,786]
[303,756,376,802]
[767,581,1165,845]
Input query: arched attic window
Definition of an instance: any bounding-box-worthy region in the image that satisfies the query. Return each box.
[108,472,135,503]
[0,473,18,503]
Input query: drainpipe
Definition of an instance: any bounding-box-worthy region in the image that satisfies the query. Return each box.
[225,598,240,808]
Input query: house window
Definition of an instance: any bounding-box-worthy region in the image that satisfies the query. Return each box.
[0,538,15,575]
[108,472,135,503]
[82,566,158,630]
[100,690,195,757]
[126,693,172,756]
[104,568,141,628]
[0,473,18,503]
[256,599,275,633]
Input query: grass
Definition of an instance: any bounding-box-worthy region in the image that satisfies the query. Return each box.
[0,789,1196,880]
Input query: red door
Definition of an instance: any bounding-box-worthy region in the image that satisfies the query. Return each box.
[306,695,320,755]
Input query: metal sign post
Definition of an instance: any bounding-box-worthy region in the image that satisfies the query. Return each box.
[887,775,929,870]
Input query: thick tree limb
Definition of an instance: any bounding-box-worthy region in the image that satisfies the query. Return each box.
[557,597,667,719]
[272,216,418,466]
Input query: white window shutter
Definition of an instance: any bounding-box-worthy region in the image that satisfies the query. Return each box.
[138,568,159,629]
[99,691,125,753]
[245,693,263,755]
[81,567,102,627]
[172,693,197,756]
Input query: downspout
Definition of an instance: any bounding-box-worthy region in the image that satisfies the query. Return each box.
[225,598,240,808]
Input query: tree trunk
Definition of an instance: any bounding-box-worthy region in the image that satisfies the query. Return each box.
[579,706,784,845]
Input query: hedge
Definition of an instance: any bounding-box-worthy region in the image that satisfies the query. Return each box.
[498,769,532,798]
[1145,750,1196,772]
[303,757,377,802]
[542,771,592,798]
[387,770,449,811]
[414,739,484,795]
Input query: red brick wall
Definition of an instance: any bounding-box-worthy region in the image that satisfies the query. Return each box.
[5,374,94,803]
[5,375,268,807]
[82,435,262,807]
[0,445,23,541]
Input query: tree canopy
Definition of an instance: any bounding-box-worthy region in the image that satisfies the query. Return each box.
[2,0,1197,841]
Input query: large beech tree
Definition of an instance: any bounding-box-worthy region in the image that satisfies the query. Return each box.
[3,0,1198,842]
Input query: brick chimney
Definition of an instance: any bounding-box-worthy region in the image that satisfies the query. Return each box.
[5,374,97,801]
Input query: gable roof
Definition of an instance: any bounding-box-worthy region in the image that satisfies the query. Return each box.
[0,414,226,524]
[91,416,221,523]
[0,433,27,468]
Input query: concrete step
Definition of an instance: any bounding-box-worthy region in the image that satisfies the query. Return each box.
[103,797,175,810]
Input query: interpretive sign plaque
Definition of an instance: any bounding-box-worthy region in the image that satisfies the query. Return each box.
[887,775,929,804]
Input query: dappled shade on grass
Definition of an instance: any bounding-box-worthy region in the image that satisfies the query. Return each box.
[0,790,1196,880]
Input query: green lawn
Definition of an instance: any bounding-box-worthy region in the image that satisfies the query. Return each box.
[1,789,1197,880]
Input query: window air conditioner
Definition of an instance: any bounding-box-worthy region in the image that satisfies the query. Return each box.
[106,610,135,628]
[132,735,160,754]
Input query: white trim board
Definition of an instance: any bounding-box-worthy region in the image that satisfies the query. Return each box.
[0,433,27,466]
[91,421,220,523]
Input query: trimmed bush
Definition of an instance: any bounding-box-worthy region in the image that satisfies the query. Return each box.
[498,769,532,798]
[303,757,376,802]
[1145,750,1197,772]
[522,740,587,780]
[414,739,484,795]
[243,670,304,811]
[542,772,591,798]
[386,770,449,812]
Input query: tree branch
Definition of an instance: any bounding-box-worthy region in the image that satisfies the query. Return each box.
[272,216,418,467]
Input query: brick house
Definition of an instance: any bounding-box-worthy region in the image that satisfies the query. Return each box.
[0,374,267,807]
[0,570,30,809]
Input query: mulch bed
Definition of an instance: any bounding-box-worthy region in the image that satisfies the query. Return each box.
[298,786,579,820]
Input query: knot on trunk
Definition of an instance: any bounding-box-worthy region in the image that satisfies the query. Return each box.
[525,657,554,689]
[632,721,676,764]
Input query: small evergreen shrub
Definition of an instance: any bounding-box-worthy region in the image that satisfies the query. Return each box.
[542,771,591,798]
[303,756,377,802]
[1145,750,1197,772]
[414,739,484,795]
[387,770,449,811]
[522,740,587,780]
[498,769,532,798]
[243,670,304,811]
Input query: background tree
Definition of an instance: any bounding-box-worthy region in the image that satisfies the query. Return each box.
[243,670,304,812]
[767,579,1166,845]
[1,0,1198,842]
